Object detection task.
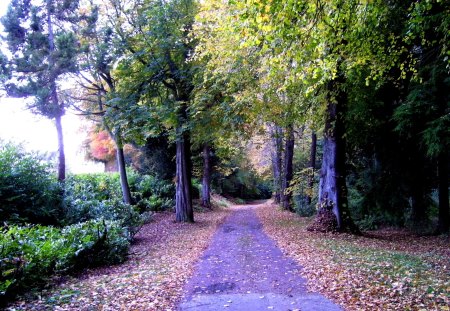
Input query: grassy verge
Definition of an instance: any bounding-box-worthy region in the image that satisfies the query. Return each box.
[7,198,232,311]
[257,202,449,311]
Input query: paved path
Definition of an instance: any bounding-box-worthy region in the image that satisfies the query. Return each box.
[178,204,341,311]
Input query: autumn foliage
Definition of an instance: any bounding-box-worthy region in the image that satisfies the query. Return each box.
[88,131,116,163]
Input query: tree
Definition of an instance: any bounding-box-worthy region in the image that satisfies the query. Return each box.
[394,0,450,232]
[307,131,317,205]
[107,0,198,222]
[269,124,283,203]
[86,129,117,171]
[69,6,134,204]
[1,0,83,181]
[281,124,294,211]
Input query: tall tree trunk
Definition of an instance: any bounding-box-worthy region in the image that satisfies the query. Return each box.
[307,131,317,205]
[308,79,358,233]
[103,120,132,204]
[409,150,429,229]
[55,113,66,182]
[175,126,194,222]
[281,125,295,211]
[270,124,283,203]
[115,133,132,205]
[47,0,65,182]
[202,143,212,209]
[437,150,449,233]
[175,100,193,222]
[410,183,427,227]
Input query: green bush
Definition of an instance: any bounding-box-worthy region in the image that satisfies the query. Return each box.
[134,174,175,210]
[293,195,317,217]
[64,172,174,216]
[0,142,62,225]
[63,174,144,236]
[0,220,129,302]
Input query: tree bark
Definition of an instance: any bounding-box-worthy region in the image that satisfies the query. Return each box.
[307,131,317,205]
[47,0,65,182]
[202,143,212,209]
[281,125,295,211]
[270,124,283,203]
[308,79,358,233]
[437,150,449,233]
[175,126,194,222]
[102,121,132,204]
[55,113,66,182]
[115,133,132,205]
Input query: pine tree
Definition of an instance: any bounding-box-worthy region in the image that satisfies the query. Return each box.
[2,0,82,181]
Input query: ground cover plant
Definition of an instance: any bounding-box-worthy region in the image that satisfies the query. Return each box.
[256,202,450,311]
[0,220,130,304]
[0,142,177,305]
[4,197,233,310]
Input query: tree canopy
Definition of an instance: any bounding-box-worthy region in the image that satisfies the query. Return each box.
[0,0,448,232]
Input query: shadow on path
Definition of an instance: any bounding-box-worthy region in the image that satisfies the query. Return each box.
[178,203,341,311]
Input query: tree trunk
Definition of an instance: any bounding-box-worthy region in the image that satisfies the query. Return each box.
[47,0,65,182]
[103,123,132,204]
[410,183,427,228]
[55,113,66,182]
[281,125,295,211]
[115,134,132,205]
[202,143,212,209]
[175,126,194,222]
[308,79,358,233]
[270,124,283,203]
[307,131,317,205]
[437,150,449,233]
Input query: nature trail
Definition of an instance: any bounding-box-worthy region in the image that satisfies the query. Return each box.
[178,202,341,311]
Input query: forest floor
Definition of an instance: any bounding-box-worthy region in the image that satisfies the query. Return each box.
[257,202,450,311]
[6,199,449,311]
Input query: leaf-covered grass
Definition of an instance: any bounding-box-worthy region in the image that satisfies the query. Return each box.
[6,201,232,310]
[257,202,450,311]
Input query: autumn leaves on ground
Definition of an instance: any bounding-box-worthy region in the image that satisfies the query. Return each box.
[7,197,448,311]
[257,203,449,311]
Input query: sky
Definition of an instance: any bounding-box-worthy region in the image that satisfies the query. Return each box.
[0,0,103,173]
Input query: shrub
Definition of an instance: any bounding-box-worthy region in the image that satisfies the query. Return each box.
[0,142,62,225]
[0,220,130,302]
[134,174,175,211]
[63,174,144,236]
[293,195,317,217]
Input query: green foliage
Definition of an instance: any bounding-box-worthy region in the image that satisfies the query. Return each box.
[0,142,62,225]
[215,165,271,200]
[293,194,317,218]
[63,172,172,236]
[1,0,84,116]
[133,174,175,211]
[0,220,129,301]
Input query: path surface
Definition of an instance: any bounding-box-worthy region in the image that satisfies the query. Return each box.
[178,203,341,311]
